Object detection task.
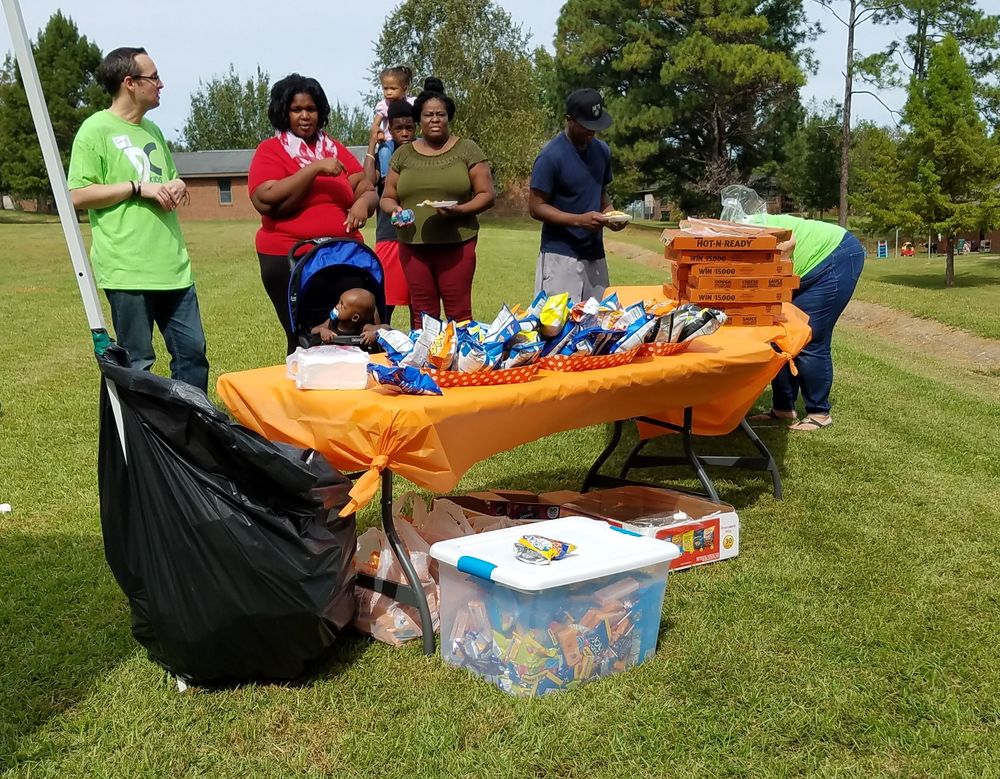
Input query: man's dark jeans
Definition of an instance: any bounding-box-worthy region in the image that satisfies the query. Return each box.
[105,285,209,392]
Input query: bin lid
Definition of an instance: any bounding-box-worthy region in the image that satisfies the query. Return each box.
[429,516,681,592]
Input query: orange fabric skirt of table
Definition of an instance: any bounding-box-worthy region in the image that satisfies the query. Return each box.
[216,292,810,515]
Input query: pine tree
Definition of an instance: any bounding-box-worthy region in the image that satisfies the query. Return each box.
[0,12,106,207]
[552,0,814,211]
[781,106,841,218]
[856,36,1000,286]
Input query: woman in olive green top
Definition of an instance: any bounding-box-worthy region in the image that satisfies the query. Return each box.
[381,78,495,329]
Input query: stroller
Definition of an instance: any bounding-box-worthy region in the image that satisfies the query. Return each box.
[287,237,387,349]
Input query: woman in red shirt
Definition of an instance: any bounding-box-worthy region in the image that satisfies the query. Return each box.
[249,73,377,354]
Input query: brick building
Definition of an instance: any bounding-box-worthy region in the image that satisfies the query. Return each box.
[173,146,367,221]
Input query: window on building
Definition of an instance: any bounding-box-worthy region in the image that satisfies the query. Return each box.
[218,177,233,205]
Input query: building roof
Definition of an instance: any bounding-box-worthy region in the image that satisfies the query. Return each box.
[174,146,368,178]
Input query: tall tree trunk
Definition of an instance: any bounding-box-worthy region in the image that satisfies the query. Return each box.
[945,233,955,287]
[838,0,857,228]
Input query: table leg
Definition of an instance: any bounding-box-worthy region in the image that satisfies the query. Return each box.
[581,420,625,492]
[378,470,436,655]
[739,418,783,499]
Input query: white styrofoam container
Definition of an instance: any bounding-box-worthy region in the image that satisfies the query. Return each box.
[285,345,369,390]
[430,517,681,696]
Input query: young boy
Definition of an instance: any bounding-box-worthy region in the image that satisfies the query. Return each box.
[310,288,389,347]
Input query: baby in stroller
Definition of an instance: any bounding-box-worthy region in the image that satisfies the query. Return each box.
[310,288,389,348]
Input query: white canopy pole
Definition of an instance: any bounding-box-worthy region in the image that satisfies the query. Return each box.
[2,0,127,456]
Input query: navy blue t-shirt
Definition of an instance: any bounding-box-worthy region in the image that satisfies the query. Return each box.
[530,133,613,261]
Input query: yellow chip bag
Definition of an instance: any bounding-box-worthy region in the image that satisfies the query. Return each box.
[427,321,457,371]
[539,292,570,338]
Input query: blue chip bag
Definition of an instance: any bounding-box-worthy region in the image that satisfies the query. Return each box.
[367,364,442,395]
[376,328,416,365]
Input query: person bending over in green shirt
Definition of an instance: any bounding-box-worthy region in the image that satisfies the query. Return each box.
[726,187,865,431]
[68,47,208,392]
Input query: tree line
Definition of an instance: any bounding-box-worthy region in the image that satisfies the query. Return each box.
[1,1,998,285]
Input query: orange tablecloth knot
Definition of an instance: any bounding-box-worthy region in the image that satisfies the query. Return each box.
[341,454,390,517]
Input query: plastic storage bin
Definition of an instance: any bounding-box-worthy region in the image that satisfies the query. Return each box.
[429,517,680,697]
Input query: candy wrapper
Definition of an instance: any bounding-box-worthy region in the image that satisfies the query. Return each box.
[390,208,415,227]
[368,364,442,395]
[513,534,577,565]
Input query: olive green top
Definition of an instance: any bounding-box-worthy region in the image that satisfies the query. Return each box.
[391,138,489,245]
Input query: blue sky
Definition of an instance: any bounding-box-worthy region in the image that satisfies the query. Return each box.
[1,0,920,141]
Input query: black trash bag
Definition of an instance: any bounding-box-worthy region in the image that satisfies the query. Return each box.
[97,344,356,685]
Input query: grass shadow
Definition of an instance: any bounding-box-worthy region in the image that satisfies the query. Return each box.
[0,531,134,769]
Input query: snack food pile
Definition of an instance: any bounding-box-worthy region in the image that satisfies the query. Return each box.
[367,291,727,394]
[445,569,665,696]
[661,218,800,327]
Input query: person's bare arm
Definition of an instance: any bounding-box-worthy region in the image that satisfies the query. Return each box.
[346,176,378,230]
[71,181,179,211]
[380,169,402,216]
[436,161,495,218]
[250,157,345,217]
[528,188,607,230]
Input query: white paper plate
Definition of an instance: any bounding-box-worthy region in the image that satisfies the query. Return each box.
[605,213,632,224]
[417,200,459,208]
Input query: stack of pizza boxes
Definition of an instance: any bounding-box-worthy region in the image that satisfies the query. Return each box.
[660,219,798,327]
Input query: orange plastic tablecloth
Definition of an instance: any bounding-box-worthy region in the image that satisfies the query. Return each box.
[217,296,810,515]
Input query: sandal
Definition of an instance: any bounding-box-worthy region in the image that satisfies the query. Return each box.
[789,414,832,432]
[747,409,797,424]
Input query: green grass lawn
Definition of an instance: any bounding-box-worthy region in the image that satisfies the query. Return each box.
[854,253,1000,340]
[1,219,999,777]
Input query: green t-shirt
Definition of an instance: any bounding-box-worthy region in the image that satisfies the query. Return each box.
[391,138,489,245]
[67,110,192,290]
[753,213,847,278]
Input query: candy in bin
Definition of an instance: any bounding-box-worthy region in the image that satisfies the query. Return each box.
[430,517,680,696]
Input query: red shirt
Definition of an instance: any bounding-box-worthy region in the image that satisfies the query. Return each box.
[248,135,365,256]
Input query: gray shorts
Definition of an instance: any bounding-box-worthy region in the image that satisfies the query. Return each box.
[534,252,610,300]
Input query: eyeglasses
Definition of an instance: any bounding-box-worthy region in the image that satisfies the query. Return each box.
[131,73,161,84]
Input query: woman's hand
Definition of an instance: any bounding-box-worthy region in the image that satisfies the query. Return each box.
[311,157,345,177]
[345,198,368,231]
[435,205,463,218]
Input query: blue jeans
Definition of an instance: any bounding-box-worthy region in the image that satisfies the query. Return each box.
[105,286,209,392]
[772,233,865,415]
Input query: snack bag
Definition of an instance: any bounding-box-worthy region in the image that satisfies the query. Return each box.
[428,321,457,371]
[501,337,543,369]
[680,308,728,342]
[538,292,570,339]
[368,364,442,395]
[455,338,488,373]
[401,314,442,368]
[376,328,415,364]
[485,305,519,345]
[611,317,656,353]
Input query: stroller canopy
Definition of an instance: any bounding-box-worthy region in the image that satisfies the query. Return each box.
[288,238,386,339]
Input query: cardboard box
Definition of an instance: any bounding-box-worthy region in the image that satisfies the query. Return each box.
[560,486,739,571]
[721,313,776,327]
[661,232,779,252]
[685,287,795,304]
[445,490,581,520]
[665,249,781,264]
[688,275,800,291]
[716,303,784,315]
[686,260,794,277]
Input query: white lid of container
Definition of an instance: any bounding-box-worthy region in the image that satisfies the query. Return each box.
[429,516,681,592]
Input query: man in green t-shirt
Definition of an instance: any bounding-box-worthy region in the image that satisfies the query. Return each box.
[68,47,208,392]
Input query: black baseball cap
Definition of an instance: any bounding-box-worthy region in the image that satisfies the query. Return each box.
[565,88,612,132]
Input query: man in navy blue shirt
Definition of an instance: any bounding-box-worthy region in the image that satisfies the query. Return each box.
[528,88,626,299]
